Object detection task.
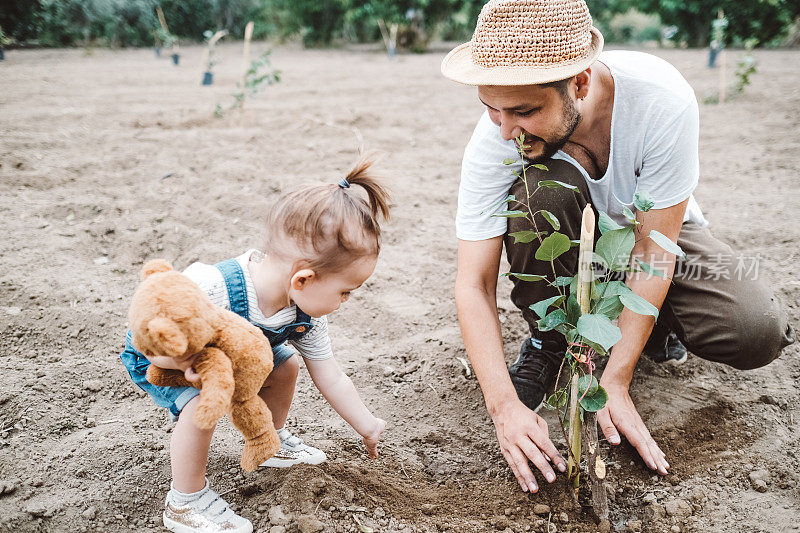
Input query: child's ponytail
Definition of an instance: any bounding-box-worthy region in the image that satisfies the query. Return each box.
[341,153,391,223]
[265,153,392,274]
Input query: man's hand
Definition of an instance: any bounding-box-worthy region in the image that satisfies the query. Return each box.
[361,417,386,459]
[597,381,669,475]
[492,399,567,492]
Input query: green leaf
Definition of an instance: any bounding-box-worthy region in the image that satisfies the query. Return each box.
[634,258,667,278]
[491,210,527,218]
[537,309,567,332]
[508,230,546,244]
[539,210,560,230]
[634,191,655,212]
[537,180,579,191]
[622,206,637,224]
[502,273,548,282]
[598,211,624,234]
[530,295,566,318]
[502,158,517,165]
[570,239,581,248]
[544,388,567,410]
[580,385,608,412]
[555,275,574,287]
[649,230,686,259]
[578,374,599,397]
[591,252,610,270]
[576,313,622,351]
[594,280,630,298]
[619,291,659,319]
[481,194,515,215]
[530,163,549,171]
[565,293,582,325]
[593,295,624,320]
[534,232,572,262]
[595,227,634,271]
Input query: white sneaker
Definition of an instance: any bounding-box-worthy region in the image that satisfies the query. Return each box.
[163,481,252,533]
[259,427,327,468]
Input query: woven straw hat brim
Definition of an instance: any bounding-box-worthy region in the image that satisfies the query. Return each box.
[441,26,603,86]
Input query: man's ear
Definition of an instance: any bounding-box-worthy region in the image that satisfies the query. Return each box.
[574,68,591,99]
[290,269,316,290]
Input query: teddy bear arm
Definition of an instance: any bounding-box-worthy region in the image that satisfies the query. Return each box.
[215,325,274,400]
[191,347,235,429]
[146,365,193,388]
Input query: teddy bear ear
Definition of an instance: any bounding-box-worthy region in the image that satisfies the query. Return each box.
[146,317,188,358]
[140,259,173,281]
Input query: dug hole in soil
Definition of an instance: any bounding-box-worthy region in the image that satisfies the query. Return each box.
[1,43,799,533]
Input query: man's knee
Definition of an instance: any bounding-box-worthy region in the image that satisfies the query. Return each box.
[698,303,795,370]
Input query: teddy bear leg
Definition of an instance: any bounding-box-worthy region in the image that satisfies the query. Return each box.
[229,396,281,472]
[191,347,235,430]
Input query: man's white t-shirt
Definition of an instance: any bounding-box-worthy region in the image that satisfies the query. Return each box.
[456,50,708,241]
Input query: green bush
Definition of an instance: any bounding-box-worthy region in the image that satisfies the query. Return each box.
[604,9,662,44]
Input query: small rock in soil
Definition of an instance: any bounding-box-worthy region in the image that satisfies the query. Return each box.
[296,514,324,533]
[0,480,18,496]
[83,379,103,392]
[270,527,286,533]
[310,477,327,495]
[749,469,770,492]
[533,504,550,516]
[665,499,692,518]
[645,503,666,520]
[421,504,437,515]
[269,505,291,525]
[82,506,97,520]
[626,519,642,533]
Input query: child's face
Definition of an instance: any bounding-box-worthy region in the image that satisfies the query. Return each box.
[289,255,377,317]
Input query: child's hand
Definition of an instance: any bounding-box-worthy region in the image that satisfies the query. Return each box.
[144,353,201,384]
[362,418,386,459]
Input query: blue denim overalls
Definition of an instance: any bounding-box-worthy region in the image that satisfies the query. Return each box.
[120,257,313,419]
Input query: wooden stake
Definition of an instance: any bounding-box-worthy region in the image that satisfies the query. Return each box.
[575,204,609,520]
[567,372,581,499]
[239,21,254,116]
[577,204,595,313]
[202,29,228,71]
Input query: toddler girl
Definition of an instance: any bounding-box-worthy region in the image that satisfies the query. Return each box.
[120,155,389,533]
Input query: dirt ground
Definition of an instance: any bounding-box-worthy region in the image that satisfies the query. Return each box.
[1,42,799,533]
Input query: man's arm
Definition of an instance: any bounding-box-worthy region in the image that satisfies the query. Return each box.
[597,198,689,475]
[456,237,566,492]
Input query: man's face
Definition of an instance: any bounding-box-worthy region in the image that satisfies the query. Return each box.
[478,83,580,163]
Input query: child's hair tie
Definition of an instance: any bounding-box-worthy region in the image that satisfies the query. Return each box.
[338,178,351,189]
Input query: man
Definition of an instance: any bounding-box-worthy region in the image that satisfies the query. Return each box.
[441,0,795,493]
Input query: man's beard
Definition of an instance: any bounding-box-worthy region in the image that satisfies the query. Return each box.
[523,96,581,164]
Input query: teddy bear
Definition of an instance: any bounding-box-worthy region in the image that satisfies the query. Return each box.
[128,259,280,472]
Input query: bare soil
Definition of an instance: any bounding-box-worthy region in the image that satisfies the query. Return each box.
[1,43,799,533]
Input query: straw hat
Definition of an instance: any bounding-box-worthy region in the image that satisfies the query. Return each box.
[441,0,604,86]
